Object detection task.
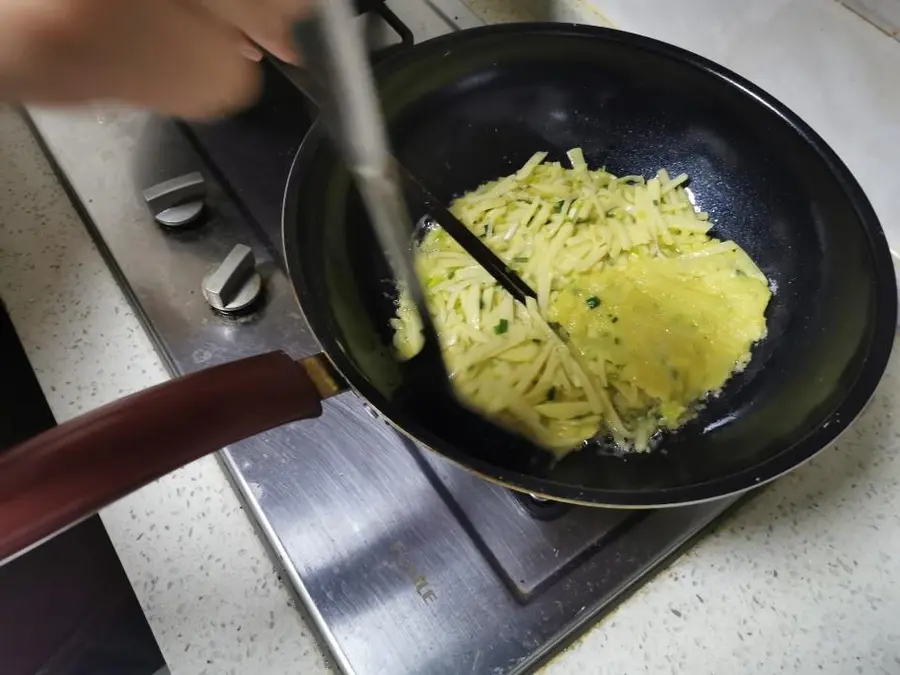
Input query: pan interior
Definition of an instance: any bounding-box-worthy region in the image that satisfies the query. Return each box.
[285,26,893,503]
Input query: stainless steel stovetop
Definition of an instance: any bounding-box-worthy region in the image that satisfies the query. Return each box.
[25,2,742,672]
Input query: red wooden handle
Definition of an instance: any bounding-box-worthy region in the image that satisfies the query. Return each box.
[0,351,323,563]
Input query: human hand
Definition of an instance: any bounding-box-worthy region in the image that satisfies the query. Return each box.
[0,0,309,118]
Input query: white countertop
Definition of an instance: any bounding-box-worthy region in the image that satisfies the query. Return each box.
[1,0,900,673]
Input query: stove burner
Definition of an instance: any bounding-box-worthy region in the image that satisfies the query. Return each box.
[419,449,639,601]
[514,492,573,521]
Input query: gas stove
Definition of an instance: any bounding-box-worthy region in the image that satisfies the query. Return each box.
[25,2,743,672]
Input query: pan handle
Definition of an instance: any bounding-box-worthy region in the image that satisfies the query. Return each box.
[0,351,336,564]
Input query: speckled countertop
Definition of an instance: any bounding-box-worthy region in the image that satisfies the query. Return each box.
[1,0,900,673]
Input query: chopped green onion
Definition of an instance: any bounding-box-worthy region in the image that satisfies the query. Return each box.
[512,256,529,263]
[554,200,565,213]
[586,296,601,309]
[494,319,509,335]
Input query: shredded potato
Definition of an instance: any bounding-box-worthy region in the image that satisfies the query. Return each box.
[391,149,771,456]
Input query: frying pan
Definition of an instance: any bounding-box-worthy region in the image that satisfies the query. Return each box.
[0,24,894,563]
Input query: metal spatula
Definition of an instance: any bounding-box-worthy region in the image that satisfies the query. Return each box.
[293,0,587,388]
[292,0,583,447]
[293,0,537,307]
[294,0,431,319]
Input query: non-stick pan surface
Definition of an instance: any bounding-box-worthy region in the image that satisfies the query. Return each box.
[284,23,896,507]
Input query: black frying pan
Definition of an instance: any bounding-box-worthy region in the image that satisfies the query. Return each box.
[284,22,896,505]
[1,23,894,563]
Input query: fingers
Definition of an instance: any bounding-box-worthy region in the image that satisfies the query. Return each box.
[0,0,262,118]
[113,0,262,118]
[192,0,311,64]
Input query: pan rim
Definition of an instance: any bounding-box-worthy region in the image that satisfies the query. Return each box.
[282,22,897,507]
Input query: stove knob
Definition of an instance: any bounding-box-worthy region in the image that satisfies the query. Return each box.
[202,244,263,314]
[143,172,206,228]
